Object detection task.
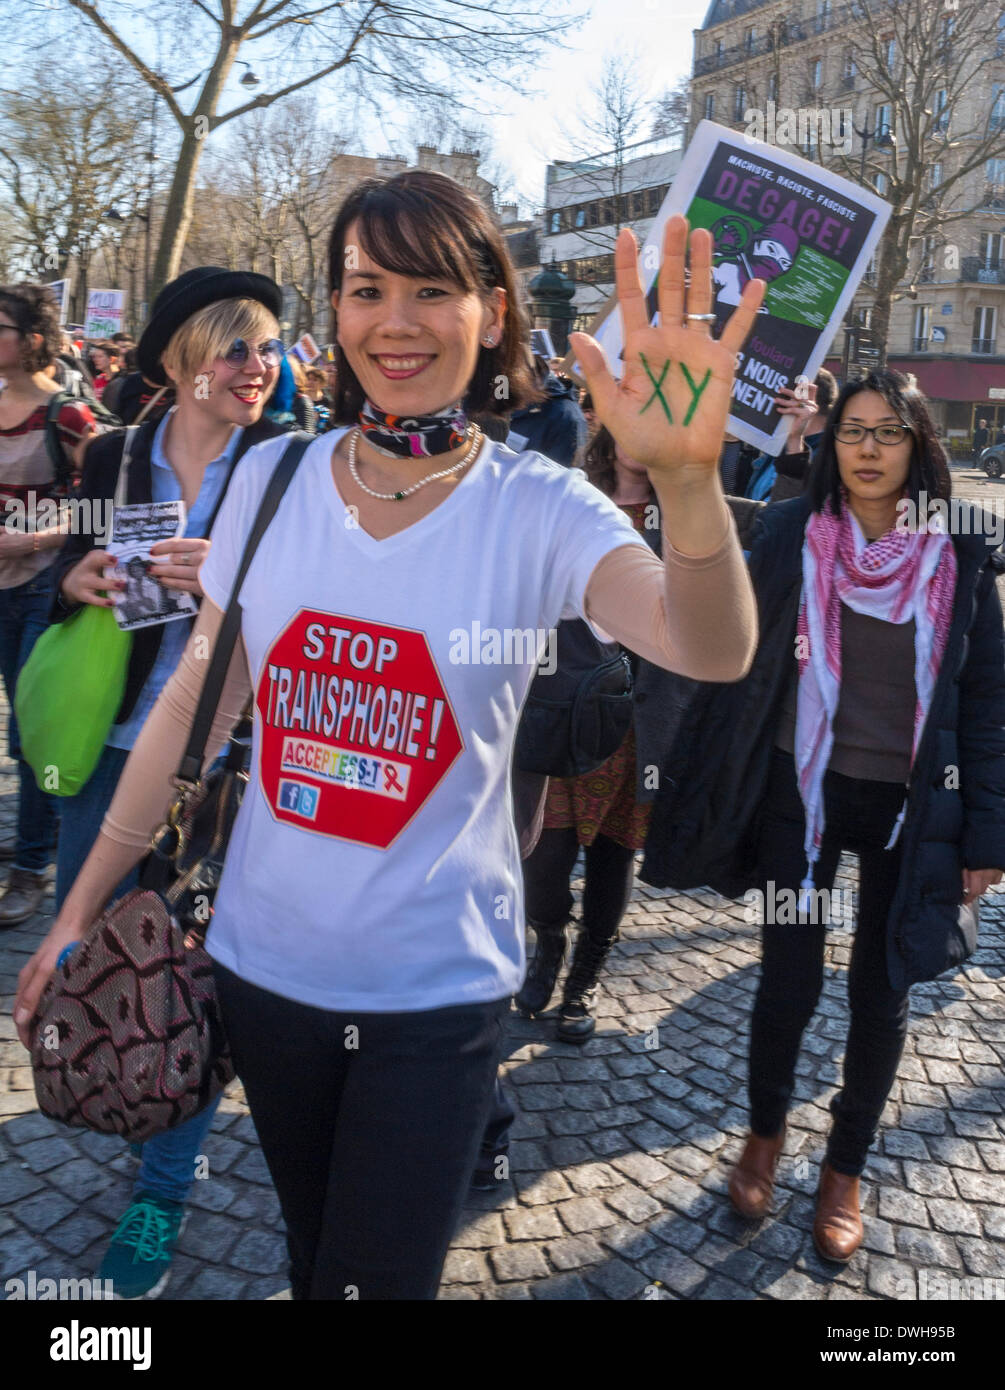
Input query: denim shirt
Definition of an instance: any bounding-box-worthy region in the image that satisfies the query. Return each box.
[106,410,241,750]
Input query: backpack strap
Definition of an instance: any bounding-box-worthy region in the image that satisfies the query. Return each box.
[176,432,313,784]
[43,392,74,484]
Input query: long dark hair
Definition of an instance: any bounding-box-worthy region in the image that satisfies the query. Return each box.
[807,369,951,514]
[583,426,657,502]
[327,170,538,423]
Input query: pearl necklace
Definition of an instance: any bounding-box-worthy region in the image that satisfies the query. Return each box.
[347,424,482,501]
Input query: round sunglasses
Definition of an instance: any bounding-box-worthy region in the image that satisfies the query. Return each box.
[222,337,285,370]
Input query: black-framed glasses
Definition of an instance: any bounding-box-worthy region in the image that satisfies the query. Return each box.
[834,422,911,446]
[222,337,284,369]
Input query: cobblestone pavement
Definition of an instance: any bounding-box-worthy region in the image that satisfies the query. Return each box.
[2,467,1003,1303]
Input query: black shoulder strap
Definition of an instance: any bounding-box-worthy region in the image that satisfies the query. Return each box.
[177,432,313,783]
[44,392,73,480]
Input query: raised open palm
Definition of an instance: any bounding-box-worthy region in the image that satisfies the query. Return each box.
[571,215,765,479]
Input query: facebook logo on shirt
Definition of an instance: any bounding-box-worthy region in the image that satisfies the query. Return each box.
[278,780,320,821]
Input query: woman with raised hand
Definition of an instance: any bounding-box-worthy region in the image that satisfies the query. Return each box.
[643,369,1005,1264]
[17,171,763,1301]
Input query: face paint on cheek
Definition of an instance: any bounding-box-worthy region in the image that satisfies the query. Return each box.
[194,370,215,401]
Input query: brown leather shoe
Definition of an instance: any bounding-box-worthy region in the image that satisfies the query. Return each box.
[813,1163,863,1263]
[0,868,47,927]
[727,1127,786,1220]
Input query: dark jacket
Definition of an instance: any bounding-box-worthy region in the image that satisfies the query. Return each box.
[973,427,989,454]
[49,415,288,723]
[508,373,587,467]
[641,494,1005,991]
[629,503,702,802]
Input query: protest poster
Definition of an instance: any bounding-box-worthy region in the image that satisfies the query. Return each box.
[530,328,557,361]
[47,280,71,323]
[591,121,891,454]
[84,289,126,339]
[289,332,321,364]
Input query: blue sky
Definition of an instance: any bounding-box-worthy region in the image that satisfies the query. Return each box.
[2,0,706,213]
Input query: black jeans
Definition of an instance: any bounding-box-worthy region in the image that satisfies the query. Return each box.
[749,749,911,1176]
[523,826,636,943]
[213,963,509,1300]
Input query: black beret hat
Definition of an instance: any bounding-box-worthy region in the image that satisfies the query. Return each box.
[137,266,283,385]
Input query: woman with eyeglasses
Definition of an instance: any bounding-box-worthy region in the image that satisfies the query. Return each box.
[46,266,289,1300]
[643,369,1005,1264]
[17,176,763,1300]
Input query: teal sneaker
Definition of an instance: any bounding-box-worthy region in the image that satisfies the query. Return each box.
[99,1192,186,1299]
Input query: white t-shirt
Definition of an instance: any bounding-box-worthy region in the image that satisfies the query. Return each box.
[199,428,646,1012]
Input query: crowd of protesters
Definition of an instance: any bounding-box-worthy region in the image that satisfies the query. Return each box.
[2,165,1003,1301]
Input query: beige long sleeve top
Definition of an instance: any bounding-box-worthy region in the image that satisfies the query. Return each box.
[101,509,755,852]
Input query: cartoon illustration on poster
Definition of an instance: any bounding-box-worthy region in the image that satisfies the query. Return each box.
[591,121,891,454]
[256,609,464,849]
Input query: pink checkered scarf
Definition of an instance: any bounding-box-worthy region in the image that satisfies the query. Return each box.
[793,498,957,898]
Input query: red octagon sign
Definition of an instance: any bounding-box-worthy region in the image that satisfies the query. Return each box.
[256,609,464,849]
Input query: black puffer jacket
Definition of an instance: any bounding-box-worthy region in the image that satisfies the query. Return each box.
[641,493,1005,992]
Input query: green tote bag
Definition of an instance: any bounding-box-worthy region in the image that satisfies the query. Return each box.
[15,427,136,797]
[16,604,132,796]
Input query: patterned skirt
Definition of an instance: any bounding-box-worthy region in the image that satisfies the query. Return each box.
[541,723,652,851]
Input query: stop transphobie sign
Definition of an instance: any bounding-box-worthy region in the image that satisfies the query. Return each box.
[256,609,464,849]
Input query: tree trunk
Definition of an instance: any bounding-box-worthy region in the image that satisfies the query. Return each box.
[150,121,207,299]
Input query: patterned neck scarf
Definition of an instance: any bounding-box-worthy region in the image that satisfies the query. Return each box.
[794,497,957,901]
[358,399,468,459]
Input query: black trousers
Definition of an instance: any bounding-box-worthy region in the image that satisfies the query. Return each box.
[749,749,911,1175]
[213,963,508,1300]
[523,826,637,944]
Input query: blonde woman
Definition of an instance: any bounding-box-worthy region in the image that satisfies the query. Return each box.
[47,266,288,1299]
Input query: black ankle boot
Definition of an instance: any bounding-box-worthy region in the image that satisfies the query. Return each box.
[556,930,618,1044]
[515,919,568,1016]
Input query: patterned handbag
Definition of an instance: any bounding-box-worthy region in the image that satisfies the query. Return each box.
[29,435,312,1140]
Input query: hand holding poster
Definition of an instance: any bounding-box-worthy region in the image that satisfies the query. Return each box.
[591,121,891,454]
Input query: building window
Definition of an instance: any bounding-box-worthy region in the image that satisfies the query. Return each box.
[734,84,746,120]
[843,51,856,83]
[930,162,943,189]
[857,305,873,329]
[704,92,715,120]
[913,304,931,352]
[998,12,1005,56]
[767,71,778,103]
[575,207,586,229]
[981,231,1004,268]
[933,89,949,133]
[549,211,560,234]
[992,84,1005,131]
[875,171,889,196]
[973,305,997,353]
[920,236,936,281]
[885,35,896,69]
[811,58,822,88]
[816,0,831,32]
[745,26,756,52]
[875,103,892,137]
